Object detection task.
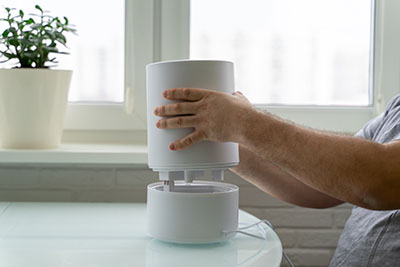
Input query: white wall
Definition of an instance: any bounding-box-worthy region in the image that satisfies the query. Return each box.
[0,165,352,267]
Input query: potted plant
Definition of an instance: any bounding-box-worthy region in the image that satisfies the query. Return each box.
[0,5,76,149]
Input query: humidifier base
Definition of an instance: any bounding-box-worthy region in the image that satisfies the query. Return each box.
[147,181,239,244]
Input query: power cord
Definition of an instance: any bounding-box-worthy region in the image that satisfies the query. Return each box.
[223,219,295,267]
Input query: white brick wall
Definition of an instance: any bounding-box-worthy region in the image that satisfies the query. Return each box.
[0,165,352,267]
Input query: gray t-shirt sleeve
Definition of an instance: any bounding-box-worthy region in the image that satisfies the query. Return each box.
[355,94,400,142]
[354,113,384,140]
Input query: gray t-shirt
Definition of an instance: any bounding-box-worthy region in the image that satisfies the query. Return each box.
[330,94,400,266]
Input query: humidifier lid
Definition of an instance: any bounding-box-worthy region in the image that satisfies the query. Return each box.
[147,59,234,67]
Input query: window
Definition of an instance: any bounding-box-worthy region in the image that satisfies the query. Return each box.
[2,0,399,142]
[1,0,147,138]
[1,0,125,102]
[158,0,400,133]
[190,0,371,106]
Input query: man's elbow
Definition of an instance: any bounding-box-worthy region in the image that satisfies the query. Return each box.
[360,178,400,210]
[357,145,400,210]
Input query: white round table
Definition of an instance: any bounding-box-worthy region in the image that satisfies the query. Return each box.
[0,202,282,267]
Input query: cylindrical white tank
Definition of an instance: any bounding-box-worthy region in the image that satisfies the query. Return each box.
[147,181,239,244]
[146,60,239,174]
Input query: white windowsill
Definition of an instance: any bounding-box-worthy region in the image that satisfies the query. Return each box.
[0,143,148,165]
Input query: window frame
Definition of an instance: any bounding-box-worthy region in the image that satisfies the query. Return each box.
[64,0,189,139]
[64,0,400,140]
[160,0,400,133]
[64,0,153,133]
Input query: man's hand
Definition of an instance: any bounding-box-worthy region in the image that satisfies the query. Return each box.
[154,88,253,151]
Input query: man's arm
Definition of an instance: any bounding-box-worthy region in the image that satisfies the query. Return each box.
[232,144,344,208]
[154,88,400,210]
[239,109,400,210]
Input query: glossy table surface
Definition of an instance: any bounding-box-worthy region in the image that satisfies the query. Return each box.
[0,202,282,267]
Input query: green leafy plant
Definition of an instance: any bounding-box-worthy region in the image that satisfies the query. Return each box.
[0,5,76,68]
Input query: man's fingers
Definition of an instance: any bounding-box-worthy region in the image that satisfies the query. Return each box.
[163,88,209,101]
[154,102,198,117]
[170,130,206,151]
[156,116,197,129]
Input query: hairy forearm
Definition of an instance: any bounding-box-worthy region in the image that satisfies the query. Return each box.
[232,144,344,208]
[238,109,400,210]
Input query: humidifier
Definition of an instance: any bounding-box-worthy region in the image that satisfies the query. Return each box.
[146,60,239,244]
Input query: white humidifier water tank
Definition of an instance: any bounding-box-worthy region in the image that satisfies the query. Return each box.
[146,60,240,244]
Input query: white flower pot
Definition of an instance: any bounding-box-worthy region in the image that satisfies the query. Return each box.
[0,69,72,149]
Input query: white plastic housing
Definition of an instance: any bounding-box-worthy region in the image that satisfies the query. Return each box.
[147,181,239,244]
[146,60,239,173]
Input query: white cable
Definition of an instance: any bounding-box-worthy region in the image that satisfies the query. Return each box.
[234,230,266,240]
[223,219,295,267]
